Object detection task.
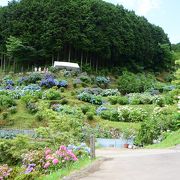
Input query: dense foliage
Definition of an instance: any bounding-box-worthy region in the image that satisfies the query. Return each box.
[0,135,90,179]
[0,0,172,72]
[118,71,156,94]
[0,68,179,179]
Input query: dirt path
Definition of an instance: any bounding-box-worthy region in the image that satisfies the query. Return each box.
[79,147,180,180]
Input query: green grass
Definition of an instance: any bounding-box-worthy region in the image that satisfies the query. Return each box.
[38,157,92,180]
[146,130,180,148]
[174,51,180,60]
[9,101,43,129]
[99,119,141,133]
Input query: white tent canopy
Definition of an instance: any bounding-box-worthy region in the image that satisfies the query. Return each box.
[53,61,80,70]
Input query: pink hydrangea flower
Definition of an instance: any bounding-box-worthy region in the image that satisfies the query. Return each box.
[64,157,70,161]
[46,154,54,160]
[73,157,78,161]
[45,149,51,155]
[52,158,59,165]
[44,162,51,169]
[59,145,67,151]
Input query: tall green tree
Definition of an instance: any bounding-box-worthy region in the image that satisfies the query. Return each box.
[0,0,173,71]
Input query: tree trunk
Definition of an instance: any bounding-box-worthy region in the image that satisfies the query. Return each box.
[86,52,88,64]
[8,57,11,71]
[0,54,2,69]
[89,58,93,68]
[68,45,71,62]
[3,55,6,72]
[13,58,16,72]
[57,51,60,61]
[96,58,98,73]
[52,54,54,66]
[80,51,83,71]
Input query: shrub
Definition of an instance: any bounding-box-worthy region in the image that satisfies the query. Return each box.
[164,93,175,105]
[90,95,103,105]
[128,93,154,105]
[73,83,77,88]
[26,102,38,113]
[40,74,57,88]
[21,94,38,105]
[79,75,91,84]
[27,73,42,84]
[71,91,76,96]
[37,102,57,121]
[101,89,120,96]
[153,96,165,107]
[164,73,174,82]
[78,92,91,102]
[109,110,119,121]
[99,109,119,121]
[0,135,30,165]
[2,112,9,120]
[60,98,68,105]
[58,80,68,88]
[86,112,94,120]
[129,97,141,105]
[118,71,156,94]
[100,110,111,120]
[18,76,28,85]
[73,78,82,86]
[118,106,147,122]
[129,108,147,122]
[49,66,59,73]
[23,84,41,91]
[163,85,176,92]
[139,93,154,104]
[42,88,61,100]
[135,106,178,146]
[0,95,16,108]
[52,104,81,117]
[18,73,42,85]
[60,87,65,92]
[81,105,90,114]
[0,164,12,179]
[81,88,102,95]
[96,76,110,88]
[109,96,118,105]
[117,96,129,105]
[96,106,108,115]
[8,106,17,114]
[20,145,84,176]
[36,114,84,144]
[77,92,102,105]
[35,112,44,121]
[2,76,14,90]
[81,82,88,88]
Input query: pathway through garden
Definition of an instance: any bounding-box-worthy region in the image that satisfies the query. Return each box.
[79,147,180,180]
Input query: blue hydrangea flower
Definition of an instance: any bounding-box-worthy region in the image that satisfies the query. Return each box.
[96,106,108,115]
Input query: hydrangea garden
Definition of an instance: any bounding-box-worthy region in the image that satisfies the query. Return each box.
[0,68,179,179]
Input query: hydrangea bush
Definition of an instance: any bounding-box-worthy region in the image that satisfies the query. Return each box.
[0,164,12,180]
[77,92,103,105]
[118,106,148,122]
[96,76,110,88]
[21,144,90,175]
[40,74,68,88]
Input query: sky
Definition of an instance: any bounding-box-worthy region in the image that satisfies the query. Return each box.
[104,0,180,44]
[0,0,179,44]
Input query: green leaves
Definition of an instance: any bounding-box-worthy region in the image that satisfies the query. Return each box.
[0,0,172,71]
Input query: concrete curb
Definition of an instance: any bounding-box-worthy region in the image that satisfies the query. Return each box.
[62,158,108,180]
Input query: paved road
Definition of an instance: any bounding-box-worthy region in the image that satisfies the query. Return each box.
[80,148,180,180]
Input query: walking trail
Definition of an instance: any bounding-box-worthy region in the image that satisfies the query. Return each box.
[79,146,180,180]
